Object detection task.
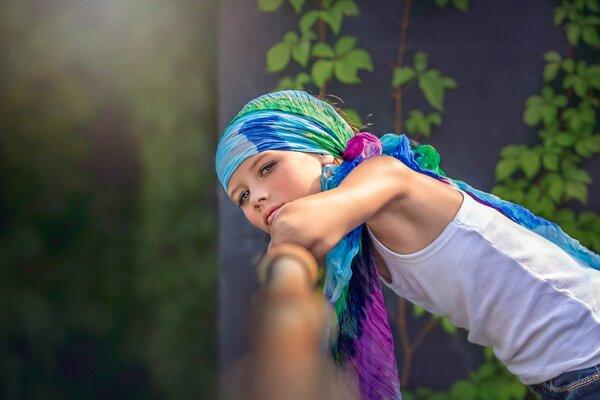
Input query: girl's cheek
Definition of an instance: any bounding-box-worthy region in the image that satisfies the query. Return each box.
[243,208,267,232]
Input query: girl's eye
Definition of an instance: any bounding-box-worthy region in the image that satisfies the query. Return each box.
[259,161,275,176]
[238,190,249,206]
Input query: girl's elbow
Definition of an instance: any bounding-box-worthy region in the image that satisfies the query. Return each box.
[367,156,412,199]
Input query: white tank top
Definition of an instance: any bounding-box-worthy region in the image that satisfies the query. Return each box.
[367,191,600,385]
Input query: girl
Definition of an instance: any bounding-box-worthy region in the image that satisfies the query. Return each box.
[216,90,600,400]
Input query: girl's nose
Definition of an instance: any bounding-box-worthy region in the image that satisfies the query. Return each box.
[251,192,268,208]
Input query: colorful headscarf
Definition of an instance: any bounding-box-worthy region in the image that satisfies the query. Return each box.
[216,90,600,400]
[216,90,353,190]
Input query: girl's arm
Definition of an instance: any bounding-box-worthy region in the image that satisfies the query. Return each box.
[269,154,463,264]
[269,156,411,259]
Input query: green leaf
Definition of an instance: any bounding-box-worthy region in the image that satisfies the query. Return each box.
[344,49,373,71]
[564,108,581,131]
[452,0,469,12]
[299,10,319,33]
[442,76,458,89]
[258,0,285,12]
[418,69,456,111]
[587,65,600,89]
[495,159,519,181]
[500,144,526,158]
[406,110,430,136]
[548,178,564,203]
[392,67,416,87]
[587,0,600,12]
[524,97,543,126]
[585,15,600,25]
[413,52,428,72]
[427,112,442,126]
[275,73,311,91]
[289,0,305,13]
[562,59,575,73]
[311,42,334,58]
[575,135,600,158]
[520,150,541,178]
[544,63,560,82]
[556,133,576,147]
[541,105,557,124]
[441,317,457,335]
[334,36,356,56]
[275,76,296,90]
[543,51,562,62]
[333,0,359,16]
[266,41,291,72]
[582,25,600,45]
[556,208,576,224]
[553,93,567,108]
[566,168,592,184]
[321,9,343,34]
[301,30,318,41]
[543,154,560,171]
[291,39,311,66]
[435,0,450,7]
[574,76,589,97]
[450,381,477,400]
[567,7,579,21]
[566,23,581,45]
[565,181,588,203]
[524,186,542,210]
[492,185,515,202]
[554,7,567,25]
[311,59,334,89]
[296,72,311,86]
[334,59,360,84]
[504,185,525,203]
[484,347,495,361]
[413,304,426,317]
[563,74,576,90]
[402,392,416,400]
[406,111,442,138]
[283,31,298,44]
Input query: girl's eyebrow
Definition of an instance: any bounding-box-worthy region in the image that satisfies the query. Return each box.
[228,153,269,200]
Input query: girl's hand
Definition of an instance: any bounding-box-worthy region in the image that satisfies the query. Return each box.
[268,193,349,260]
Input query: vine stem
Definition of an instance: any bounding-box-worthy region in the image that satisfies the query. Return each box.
[315,0,326,43]
[315,0,328,93]
[396,297,438,387]
[394,0,414,133]
[559,41,575,127]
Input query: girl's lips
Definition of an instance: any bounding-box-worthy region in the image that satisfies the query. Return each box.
[266,206,281,226]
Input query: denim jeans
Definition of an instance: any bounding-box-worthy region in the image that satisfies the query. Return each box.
[530,364,600,400]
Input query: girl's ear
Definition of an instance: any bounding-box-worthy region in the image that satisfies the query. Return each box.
[319,154,335,166]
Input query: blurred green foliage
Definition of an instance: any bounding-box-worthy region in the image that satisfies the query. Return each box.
[0,0,217,398]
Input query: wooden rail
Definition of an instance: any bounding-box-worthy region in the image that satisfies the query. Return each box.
[223,244,359,400]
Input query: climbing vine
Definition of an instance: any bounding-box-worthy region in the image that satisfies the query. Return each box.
[260,0,371,125]
[391,0,458,140]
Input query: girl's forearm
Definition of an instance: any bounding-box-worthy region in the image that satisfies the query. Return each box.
[270,156,410,259]
[327,156,409,233]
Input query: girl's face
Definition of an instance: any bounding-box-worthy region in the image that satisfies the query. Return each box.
[227,150,334,233]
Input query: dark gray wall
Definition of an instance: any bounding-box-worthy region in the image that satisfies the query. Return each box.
[217,0,600,390]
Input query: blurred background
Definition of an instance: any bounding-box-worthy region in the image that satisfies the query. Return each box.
[1,0,217,398]
[1,0,599,399]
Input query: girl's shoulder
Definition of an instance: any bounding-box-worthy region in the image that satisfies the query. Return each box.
[365,157,464,255]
